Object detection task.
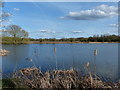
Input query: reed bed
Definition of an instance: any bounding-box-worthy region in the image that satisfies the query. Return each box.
[3,67,119,89]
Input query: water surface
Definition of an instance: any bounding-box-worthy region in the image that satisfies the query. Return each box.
[2,43,118,81]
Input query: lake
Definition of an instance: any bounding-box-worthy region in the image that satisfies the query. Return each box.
[2,43,118,81]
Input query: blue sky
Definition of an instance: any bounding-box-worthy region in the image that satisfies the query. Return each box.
[4,2,118,39]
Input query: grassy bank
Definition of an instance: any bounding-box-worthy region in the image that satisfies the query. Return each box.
[1,34,120,44]
[25,41,119,44]
[2,67,120,89]
[1,41,119,45]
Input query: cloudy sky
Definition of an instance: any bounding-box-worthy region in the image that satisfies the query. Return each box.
[4,2,118,38]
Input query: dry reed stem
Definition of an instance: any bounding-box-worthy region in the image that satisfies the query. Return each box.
[10,67,120,89]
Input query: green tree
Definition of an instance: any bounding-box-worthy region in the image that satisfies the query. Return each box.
[6,25,28,42]
[7,25,28,38]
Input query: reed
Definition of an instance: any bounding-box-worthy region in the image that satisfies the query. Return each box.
[71,44,76,70]
[85,62,93,86]
[93,49,98,77]
[5,64,120,89]
[54,48,58,70]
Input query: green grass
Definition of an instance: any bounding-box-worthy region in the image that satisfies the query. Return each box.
[2,79,16,89]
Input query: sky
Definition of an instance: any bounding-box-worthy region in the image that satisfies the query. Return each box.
[3,2,118,39]
[4,0,119,2]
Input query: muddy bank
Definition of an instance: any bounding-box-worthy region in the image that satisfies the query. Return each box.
[0,49,9,56]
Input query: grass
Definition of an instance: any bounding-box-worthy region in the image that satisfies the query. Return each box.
[2,79,16,89]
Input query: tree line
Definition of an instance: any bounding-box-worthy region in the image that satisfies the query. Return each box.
[29,34,120,43]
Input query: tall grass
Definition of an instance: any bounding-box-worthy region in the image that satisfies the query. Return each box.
[54,48,58,70]
[93,49,98,78]
[5,64,119,89]
[71,44,76,70]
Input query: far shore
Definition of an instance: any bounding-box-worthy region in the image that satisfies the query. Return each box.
[25,41,119,44]
[1,41,119,44]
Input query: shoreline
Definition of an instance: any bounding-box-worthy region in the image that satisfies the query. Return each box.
[29,41,119,44]
[1,41,119,44]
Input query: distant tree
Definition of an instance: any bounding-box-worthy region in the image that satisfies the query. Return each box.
[6,25,28,42]
[7,25,28,38]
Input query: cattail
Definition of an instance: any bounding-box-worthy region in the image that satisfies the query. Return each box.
[29,59,32,62]
[94,49,98,56]
[93,49,98,78]
[85,62,90,69]
[26,58,32,62]
[85,62,93,85]
[54,48,56,53]
[54,48,58,70]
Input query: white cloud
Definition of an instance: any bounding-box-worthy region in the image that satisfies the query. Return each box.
[61,4,118,20]
[39,30,49,32]
[1,12,12,18]
[13,8,20,11]
[0,12,12,23]
[39,30,56,33]
[109,24,118,27]
[96,4,117,13]
[72,31,82,33]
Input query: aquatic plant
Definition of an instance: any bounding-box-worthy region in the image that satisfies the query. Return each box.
[85,62,93,86]
[6,65,120,89]
[71,44,76,70]
[54,48,58,70]
[93,49,98,77]
[94,49,98,56]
